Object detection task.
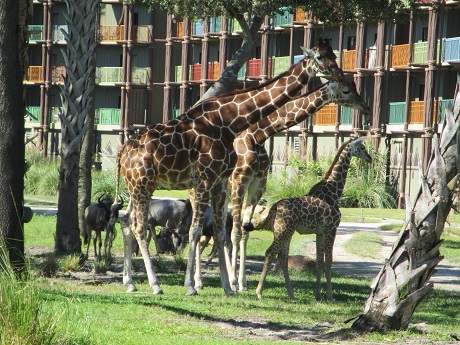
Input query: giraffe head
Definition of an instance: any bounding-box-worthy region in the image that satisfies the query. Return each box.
[300,38,344,82]
[349,137,373,163]
[327,79,371,115]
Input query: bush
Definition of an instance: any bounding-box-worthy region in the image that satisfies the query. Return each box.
[264,142,398,209]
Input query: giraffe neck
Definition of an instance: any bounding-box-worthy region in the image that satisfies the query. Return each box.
[307,141,352,205]
[244,84,330,145]
[192,58,317,137]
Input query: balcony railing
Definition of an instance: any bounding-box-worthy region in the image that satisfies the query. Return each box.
[95,67,123,84]
[134,25,150,42]
[271,56,290,76]
[98,25,124,42]
[390,44,410,67]
[96,108,121,125]
[26,106,60,123]
[313,104,337,125]
[443,37,460,62]
[273,7,291,27]
[389,102,406,124]
[24,66,43,82]
[294,8,307,22]
[175,65,182,82]
[51,66,66,83]
[209,17,221,33]
[28,25,43,42]
[192,20,204,36]
[52,25,68,41]
[176,22,184,37]
[413,40,442,64]
[229,18,243,33]
[247,58,272,78]
[132,67,149,84]
[343,50,356,70]
[341,107,352,125]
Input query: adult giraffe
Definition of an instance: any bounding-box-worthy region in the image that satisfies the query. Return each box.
[229,79,371,292]
[114,40,343,296]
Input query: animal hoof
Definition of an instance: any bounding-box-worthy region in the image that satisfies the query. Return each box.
[195,285,203,291]
[239,286,248,292]
[225,290,236,296]
[153,286,163,295]
[126,285,137,293]
[186,288,198,296]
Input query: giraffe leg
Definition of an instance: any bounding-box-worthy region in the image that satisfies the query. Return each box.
[279,236,295,300]
[194,235,203,290]
[256,241,278,299]
[230,173,248,291]
[132,193,163,294]
[315,234,325,301]
[324,223,338,301]
[239,176,267,291]
[120,212,137,292]
[211,181,234,295]
[185,200,207,296]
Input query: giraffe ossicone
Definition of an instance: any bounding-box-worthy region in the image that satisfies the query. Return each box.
[113,39,343,296]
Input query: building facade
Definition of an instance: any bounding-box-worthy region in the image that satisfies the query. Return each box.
[25,0,460,205]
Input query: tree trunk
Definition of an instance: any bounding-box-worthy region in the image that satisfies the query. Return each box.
[198,14,264,102]
[0,0,26,268]
[79,114,94,241]
[55,0,99,254]
[351,73,460,331]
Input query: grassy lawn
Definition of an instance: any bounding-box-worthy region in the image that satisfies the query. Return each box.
[20,214,460,344]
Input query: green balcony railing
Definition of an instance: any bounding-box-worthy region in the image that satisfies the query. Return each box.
[271,56,290,76]
[209,17,221,33]
[273,7,291,27]
[389,102,406,124]
[96,67,123,84]
[412,40,442,64]
[26,106,41,123]
[28,25,43,42]
[175,65,182,82]
[96,108,121,125]
[438,99,454,123]
[341,106,352,125]
[132,67,149,84]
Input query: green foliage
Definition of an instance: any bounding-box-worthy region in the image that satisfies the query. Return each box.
[39,253,60,277]
[60,254,83,272]
[92,254,114,274]
[125,0,409,24]
[25,146,60,196]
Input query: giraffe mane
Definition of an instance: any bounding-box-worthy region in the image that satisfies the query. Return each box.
[307,139,352,194]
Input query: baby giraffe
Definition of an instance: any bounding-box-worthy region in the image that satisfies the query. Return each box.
[251,137,372,301]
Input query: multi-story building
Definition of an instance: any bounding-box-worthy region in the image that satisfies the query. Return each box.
[25,0,460,204]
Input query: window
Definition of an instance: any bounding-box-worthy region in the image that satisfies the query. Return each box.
[347,36,356,50]
[419,84,425,101]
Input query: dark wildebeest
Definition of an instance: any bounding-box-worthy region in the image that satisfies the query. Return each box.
[128,198,193,255]
[84,195,124,258]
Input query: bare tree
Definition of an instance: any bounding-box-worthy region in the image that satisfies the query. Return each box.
[350,73,460,331]
[55,0,99,254]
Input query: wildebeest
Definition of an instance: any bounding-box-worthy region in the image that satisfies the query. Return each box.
[129,198,193,255]
[84,195,124,258]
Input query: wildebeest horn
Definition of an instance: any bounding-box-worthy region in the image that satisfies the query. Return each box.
[98,194,105,204]
[118,195,124,208]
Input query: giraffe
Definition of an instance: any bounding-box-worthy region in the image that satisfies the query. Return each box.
[250,137,373,301]
[229,79,371,292]
[113,40,343,296]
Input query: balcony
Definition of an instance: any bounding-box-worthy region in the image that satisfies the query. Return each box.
[247,58,272,78]
[209,17,221,33]
[313,104,337,125]
[51,66,66,83]
[273,7,291,27]
[28,25,43,42]
[192,20,204,36]
[96,108,121,125]
[175,65,182,82]
[294,8,307,22]
[24,66,43,82]
[176,22,184,37]
[95,67,123,84]
[443,37,460,62]
[390,44,409,67]
[412,40,442,64]
[98,25,124,42]
[271,56,290,76]
[132,67,149,84]
[52,25,68,42]
[388,102,406,124]
[343,50,356,70]
[188,62,220,81]
[134,25,150,42]
[341,107,352,125]
[229,18,243,33]
[26,106,41,123]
